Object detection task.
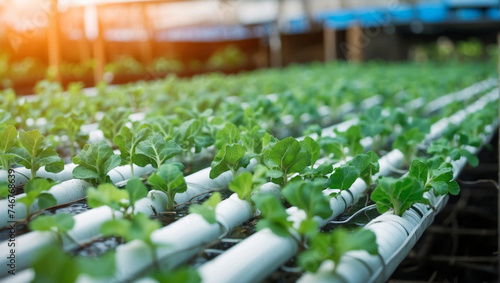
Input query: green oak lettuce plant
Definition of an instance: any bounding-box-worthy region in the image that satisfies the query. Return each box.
[9,129,64,179]
[298,228,378,273]
[0,125,17,170]
[114,126,152,176]
[147,163,187,211]
[17,178,56,221]
[72,141,121,185]
[263,137,311,188]
[29,213,75,246]
[50,112,88,157]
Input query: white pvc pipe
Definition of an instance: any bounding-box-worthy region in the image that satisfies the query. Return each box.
[196,92,498,283]
[0,158,257,277]
[197,149,404,283]
[424,78,497,115]
[0,164,155,228]
[0,190,169,276]
[297,120,498,283]
[3,84,494,282]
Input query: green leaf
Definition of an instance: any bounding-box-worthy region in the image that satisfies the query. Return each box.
[242,126,268,156]
[326,165,359,191]
[371,176,428,216]
[18,178,56,213]
[127,213,161,245]
[149,267,201,283]
[126,177,148,209]
[37,193,58,210]
[209,143,249,179]
[101,219,131,239]
[0,125,17,154]
[282,180,332,220]
[393,128,426,164]
[0,183,9,199]
[147,163,186,210]
[298,228,378,273]
[14,129,64,176]
[133,134,182,169]
[114,127,152,167]
[102,213,161,246]
[347,151,379,186]
[264,137,310,186]
[32,246,80,283]
[300,137,320,168]
[409,157,460,196]
[251,193,292,237]
[72,141,121,185]
[87,183,129,211]
[215,122,240,151]
[334,125,363,157]
[77,251,116,278]
[359,106,386,136]
[148,163,187,195]
[50,112,87,156]
[98,107,131,142]
[321,141,347,162]
[228,172,253,201]
[189,192,221,224]
[29,214,75,232]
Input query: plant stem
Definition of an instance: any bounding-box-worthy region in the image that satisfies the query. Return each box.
[69,135,75,157]
[31,166,36,180]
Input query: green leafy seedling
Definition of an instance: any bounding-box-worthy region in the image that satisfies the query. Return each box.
[101,213,161,266]
[264,137,310,188]
[370,176,429,216]
[214,122,240,151]
[29,214,75,246]
[72,141,121,185]
[147,163,186,210]
[251,193,292,238]
[393,128,426,166]
[210,143,249,179]
[133,133,182,169]
[31,246,116,282]
[148,267,201,283]
[228,171,254,203]
[409,157,460,196]
[114,126,152,176]
[17,178,56,221]
[9,129,64,179]
[325,165,359,193]
[189,192,221,224]
[50,112,88,156]
[282,180,333,238]
[98,107,131,143]
[0,125,18,170]
[347,151,379,187]
[298,228,378,273]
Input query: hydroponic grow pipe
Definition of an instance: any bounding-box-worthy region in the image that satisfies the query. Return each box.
[195,90,499,283]
[0,90,380,186]
[0,159,258,276]
[423,77,497,115]
[92,89,499,283]
[297,122,498,283]
[0,94,379,275]
[3,85,495,282]
[0,107,364,279]
[5,90,497,283]
[0,163,156,228]
[0,99,386,282]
